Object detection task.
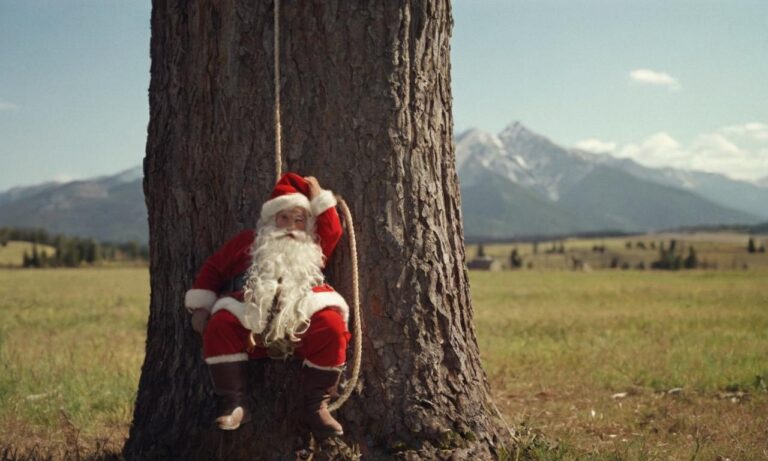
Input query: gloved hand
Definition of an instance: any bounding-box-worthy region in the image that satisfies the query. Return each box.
[191,308,210,336]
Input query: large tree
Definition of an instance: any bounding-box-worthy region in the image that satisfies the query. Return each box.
[125,1,509,459]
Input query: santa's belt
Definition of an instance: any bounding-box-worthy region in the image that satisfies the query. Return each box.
[223,272,246,293]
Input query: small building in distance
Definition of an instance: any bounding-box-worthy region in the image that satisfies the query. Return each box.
[467,255,502,271]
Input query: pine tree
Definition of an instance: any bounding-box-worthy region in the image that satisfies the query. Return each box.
[126,2,508,458]
[509,248,522,268]
[684,246,698,269]
[31,244,41,268]
[747,237,756,253]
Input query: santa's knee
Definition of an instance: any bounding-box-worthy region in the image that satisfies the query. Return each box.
[203,310,250,360]
[204,310,241,338]
[301,309,350,367]
[314,308,350,338]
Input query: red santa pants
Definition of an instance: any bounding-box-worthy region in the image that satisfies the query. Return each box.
[203,308,350,367]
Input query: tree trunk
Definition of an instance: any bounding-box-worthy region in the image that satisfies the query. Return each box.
[125,1,509,459]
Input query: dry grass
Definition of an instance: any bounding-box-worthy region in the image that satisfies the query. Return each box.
[2,262,767,459]
[0,242,56,267]
[473,270,768,459]
[0,268,147,460]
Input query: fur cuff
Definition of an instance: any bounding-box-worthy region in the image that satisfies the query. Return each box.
[211,297,248,326]
[303,359,345,371]
[185,289,217,312]
[310,189,337,216]
[302,290,349,324]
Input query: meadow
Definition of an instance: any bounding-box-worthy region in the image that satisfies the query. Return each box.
[0,268,147,458]
[0,237,767,459]
[474,270,768,460]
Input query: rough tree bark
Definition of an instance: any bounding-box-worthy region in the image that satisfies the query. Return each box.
[125,1,509,459]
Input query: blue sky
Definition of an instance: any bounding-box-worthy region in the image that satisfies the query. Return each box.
[1,0,767,191]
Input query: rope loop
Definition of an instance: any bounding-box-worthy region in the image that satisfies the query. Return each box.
[328,196,362,412]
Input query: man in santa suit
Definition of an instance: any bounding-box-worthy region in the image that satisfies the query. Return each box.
[184,173,350,438]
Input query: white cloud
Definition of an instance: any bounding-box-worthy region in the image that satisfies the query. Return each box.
[628,69,681,90]
[574,138,617,153]
[0,99,19,111]
[610,123,768,181]
[719,122,768,142]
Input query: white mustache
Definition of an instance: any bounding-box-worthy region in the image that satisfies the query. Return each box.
[273,228,309,241]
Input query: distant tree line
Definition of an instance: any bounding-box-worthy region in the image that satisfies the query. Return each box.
[468,236,764,272]
[0,227,148,268]
[650,239,699,270]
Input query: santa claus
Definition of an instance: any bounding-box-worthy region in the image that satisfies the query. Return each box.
[185,173,350,438]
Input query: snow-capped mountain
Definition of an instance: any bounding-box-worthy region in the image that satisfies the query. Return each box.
[456,123,763,238]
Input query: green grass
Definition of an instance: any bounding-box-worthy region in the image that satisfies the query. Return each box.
[473,270,768,459]
[0,268,148,453]
[1,266,767,459]
[474,270,768,392]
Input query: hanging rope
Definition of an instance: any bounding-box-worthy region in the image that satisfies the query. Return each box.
[327,196,362,412]
[272,0,361,412]
[273,0,282,179]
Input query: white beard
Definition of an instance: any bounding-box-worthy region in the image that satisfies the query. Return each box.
[243,224,325,349]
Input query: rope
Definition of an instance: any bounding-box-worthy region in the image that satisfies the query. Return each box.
[273,0,282,179]
[271,0,361,412]
[328,196,362,412]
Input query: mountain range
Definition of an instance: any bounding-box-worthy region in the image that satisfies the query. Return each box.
[458,123,766,238]
[0,167,147,242]
[0,123,765,242]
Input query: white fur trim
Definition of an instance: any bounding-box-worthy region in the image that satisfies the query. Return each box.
[301,290,349,324]
[205,353,249,364]
[211,297,249,327]
[211,291,348,333]
[303,359,344,371]
[185,289,217,312]
[260,193,311,222]
[310,189,337,216]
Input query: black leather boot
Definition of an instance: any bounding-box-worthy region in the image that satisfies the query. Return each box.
[300,366,344,438]
[209,362,251,430]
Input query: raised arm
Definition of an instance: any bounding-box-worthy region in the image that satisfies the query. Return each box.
[306,176,343,263]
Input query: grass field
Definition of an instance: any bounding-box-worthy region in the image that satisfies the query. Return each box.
[473,270,768,460]
[1,265,766,459]
[0,268,148,457]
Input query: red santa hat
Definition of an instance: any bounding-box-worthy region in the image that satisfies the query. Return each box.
[259,173,338,228]
[260,173,312,223]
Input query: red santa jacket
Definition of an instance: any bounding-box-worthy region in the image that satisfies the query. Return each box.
[184,189,348,330]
